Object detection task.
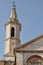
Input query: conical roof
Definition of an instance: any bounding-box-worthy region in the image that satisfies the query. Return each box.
[5,4,21,32]
[10,7,17,19]
[5,6,19,25]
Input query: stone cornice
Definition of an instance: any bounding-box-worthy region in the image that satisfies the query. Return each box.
[5,37,20,42]
[15,49,43,53]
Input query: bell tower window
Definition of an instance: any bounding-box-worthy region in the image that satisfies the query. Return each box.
[11,27,14,37]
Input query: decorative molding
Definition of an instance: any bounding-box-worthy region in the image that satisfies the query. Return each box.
[5,37,20,42]
[4,57,15,61]
[15,49,43,53]
[27,55,43,62]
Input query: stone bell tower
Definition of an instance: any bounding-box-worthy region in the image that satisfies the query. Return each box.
[4,3,21,58]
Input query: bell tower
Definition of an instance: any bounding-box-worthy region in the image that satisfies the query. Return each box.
[4,3,21,56]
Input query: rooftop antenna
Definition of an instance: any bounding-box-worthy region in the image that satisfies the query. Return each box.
[12,0,16,8]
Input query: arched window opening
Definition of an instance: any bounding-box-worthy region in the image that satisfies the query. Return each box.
[11,27,14,37]
[27,55,42,65]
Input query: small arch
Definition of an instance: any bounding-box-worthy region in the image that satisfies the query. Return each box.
[27,55,43,62]
[11,27,14,37]
[26,55,43,65]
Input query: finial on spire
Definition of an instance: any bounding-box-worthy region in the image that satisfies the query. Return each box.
[12,0,16,7]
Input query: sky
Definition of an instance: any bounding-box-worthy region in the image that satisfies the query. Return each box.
[0,0,43,59]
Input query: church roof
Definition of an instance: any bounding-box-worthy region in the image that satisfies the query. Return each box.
[15,34,43,49]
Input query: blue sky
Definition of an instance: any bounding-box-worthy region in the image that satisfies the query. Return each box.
[0,0,43,59]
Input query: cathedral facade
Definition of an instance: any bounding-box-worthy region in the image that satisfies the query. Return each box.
[0,4,43,65]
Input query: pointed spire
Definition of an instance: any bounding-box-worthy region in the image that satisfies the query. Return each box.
[9,0,17,19]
